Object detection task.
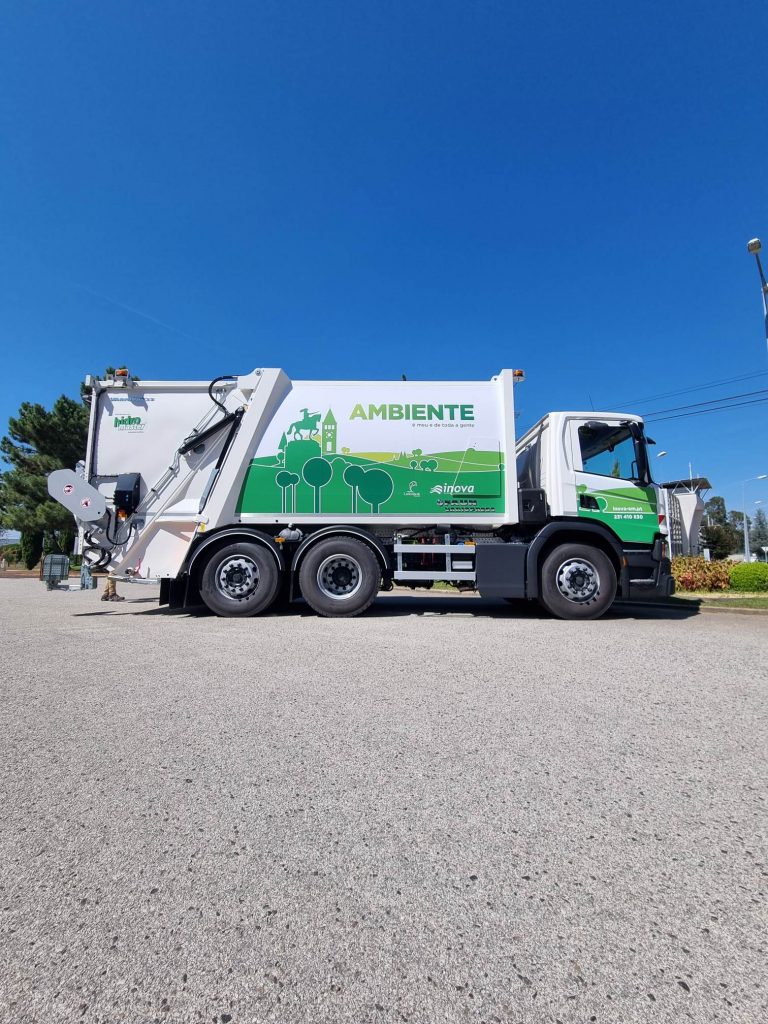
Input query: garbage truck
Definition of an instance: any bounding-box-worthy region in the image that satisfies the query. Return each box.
[48,367,674,620]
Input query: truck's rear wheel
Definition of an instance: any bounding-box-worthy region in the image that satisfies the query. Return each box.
[539,543,616,620]
[200,542,280,617]
[298,537,380,618]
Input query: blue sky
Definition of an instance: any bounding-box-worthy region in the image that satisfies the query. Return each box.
[0,1,766,514]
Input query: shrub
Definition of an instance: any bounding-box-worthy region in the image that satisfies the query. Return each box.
[672,556,731,592]
[1,544,21,564]
[729,561,768,592]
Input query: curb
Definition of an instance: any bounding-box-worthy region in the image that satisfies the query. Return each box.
[620,599,768,615]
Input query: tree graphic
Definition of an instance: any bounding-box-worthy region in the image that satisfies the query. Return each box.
[341,447,350,455]
[419,458,438,472]
[302,458,333,512]
[276,470,300,513]
[357,468,394,513]
[409,459,418,470]
[343,464,365,513]
[411,448,423,460]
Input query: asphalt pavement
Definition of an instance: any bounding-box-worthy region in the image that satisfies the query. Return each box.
[1,578,766,1024]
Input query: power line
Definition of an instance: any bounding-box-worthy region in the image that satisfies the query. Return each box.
[643,386,768,418]
[613,368,768,409]
[646,395,768,423]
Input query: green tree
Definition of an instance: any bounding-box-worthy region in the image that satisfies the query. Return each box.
[19,532,44,570]
[302,458,332,512]
[0,395,89,566]
[275,471,299,514]
[343,464,365,512]
[750,507,768,556]
[357,468,394,513]
[727,509,748,532]
[704,496,727,526]
[700,522,739,560]
[1,542,21,565]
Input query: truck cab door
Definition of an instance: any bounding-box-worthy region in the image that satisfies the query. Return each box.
[565,417,660,546]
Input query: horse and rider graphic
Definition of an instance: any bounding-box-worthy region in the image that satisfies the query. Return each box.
[286,408,321,440]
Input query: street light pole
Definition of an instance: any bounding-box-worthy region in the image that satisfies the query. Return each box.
[742,481,749,560]
[747,238,768,353]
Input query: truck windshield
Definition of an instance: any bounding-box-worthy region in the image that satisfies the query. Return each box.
[578,423,647,482]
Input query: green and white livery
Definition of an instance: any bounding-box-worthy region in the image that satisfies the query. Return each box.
[237,380,509,520]
[48,367,674,621]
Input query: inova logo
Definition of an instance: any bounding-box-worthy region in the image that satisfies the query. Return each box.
[430,484,475,495]
[114,414,144,431]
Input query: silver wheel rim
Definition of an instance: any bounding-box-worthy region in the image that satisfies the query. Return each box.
[317,554,362,600]
[555,558,600,603]
[216,555,260,602]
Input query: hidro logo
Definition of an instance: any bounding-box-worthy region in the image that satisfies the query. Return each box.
[113,415,144,432]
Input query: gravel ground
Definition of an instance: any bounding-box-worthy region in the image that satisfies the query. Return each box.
[1,578,766,1024]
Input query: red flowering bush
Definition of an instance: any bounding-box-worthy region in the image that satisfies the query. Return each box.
[672,556,731,592]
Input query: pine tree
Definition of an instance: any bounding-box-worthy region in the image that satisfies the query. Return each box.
[0,395,89,566]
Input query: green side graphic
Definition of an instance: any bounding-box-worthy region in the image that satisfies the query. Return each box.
[576,484,658,543]
[236,407,505,516]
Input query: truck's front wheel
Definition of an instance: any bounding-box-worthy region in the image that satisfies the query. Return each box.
[200,542,280,617]
[539,543,616,620]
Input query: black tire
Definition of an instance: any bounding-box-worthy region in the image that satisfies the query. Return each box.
[538,543,616,620]
[200,542,280,617]
[298,536,381,618]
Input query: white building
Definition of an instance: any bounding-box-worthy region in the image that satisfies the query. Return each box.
[661,477,711,557]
